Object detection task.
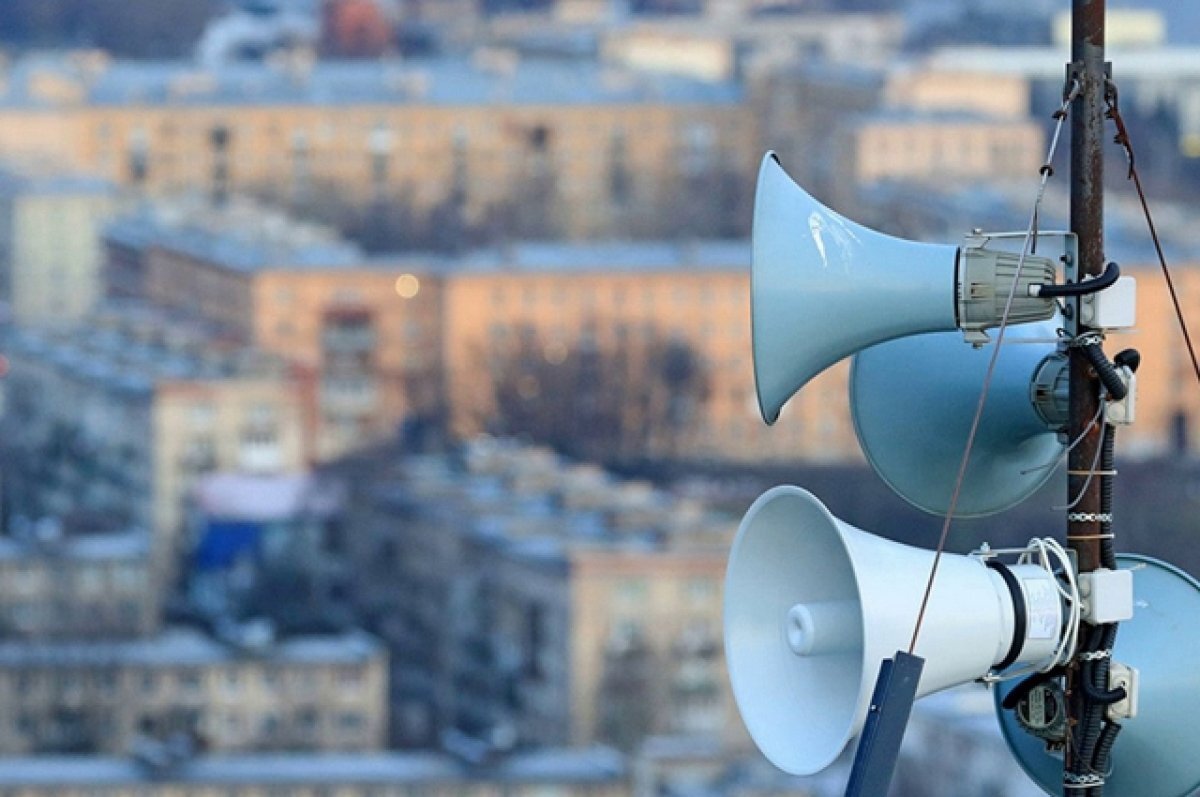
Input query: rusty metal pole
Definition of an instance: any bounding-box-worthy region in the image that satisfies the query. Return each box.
[1066,0,1107,791]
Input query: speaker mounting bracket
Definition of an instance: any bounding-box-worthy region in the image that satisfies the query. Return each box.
[956,230,1076,345]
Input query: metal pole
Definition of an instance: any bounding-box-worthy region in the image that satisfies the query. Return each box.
[1066,0,1106,791]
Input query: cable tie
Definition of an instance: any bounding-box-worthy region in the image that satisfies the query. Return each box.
[1064,773,1106,788]
[1069,332,1105,348]
[1078,649,1113,662]
[1066,533,1116,541]
[1066,469,1117,477]
[1067,512,1112,524]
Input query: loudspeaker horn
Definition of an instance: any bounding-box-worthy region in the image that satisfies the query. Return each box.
[724,485,1064,776]
[752,153,1061,424]
[996,554,1200,797]
[850,320,1067,517]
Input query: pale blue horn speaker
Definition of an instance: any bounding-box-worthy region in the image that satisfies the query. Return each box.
[995,554,1200,797]
[752,153,1059,424]
[850,321,1067,517]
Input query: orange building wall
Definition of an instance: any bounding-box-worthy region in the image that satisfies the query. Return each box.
[1122,263,1200,458]
[441,267,858,463]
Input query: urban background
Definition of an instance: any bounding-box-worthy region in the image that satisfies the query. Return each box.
[0,0,1197,795]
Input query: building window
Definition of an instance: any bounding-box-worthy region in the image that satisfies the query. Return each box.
[609,128,631,204]
[338,712,365,731]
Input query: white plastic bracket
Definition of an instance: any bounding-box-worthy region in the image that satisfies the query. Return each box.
[1106,367,1136,426]
[1081,275,1137,330]
[1078,568,1134,624]
[1107,662,1138,720]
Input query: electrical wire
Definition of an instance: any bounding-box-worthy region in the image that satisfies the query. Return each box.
[907,83,1080,655]
[1106,85,1200,391]
[981,537,1083,682]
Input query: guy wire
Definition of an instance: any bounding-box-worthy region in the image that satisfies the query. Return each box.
[908,86,1078,655]
[1106,84,1200,391]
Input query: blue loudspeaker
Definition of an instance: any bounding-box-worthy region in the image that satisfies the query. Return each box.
[995,555,1200,797]
[850,321,1067,517]
[751,153,1059,425]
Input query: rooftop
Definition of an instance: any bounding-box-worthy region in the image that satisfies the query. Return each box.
[0,626,383,668]
[0,53,742,110]
[455,240,750,274]
[0,747,625,786]
[368,438,734,565]
[3,301,288,396]
[105,198,362,274]
[106,203,751,275]
[0,169,115,198]
[0,528,149,561]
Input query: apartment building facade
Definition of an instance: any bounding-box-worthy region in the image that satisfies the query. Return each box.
[334,439,739,753]
[0,52,753,241]
[1,305,308,587]
[0,628,387,755]
[0,530,157,640]
[0,173,120,327]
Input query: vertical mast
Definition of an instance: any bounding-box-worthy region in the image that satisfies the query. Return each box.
[1067,0,1106,790]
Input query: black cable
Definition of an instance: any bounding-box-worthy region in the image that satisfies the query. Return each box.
[1092,721,1123,774]
[1080,654,1126,705]
[1113,348,1140,374]
[1035,261,1120,298]
[1081,344,1128,401]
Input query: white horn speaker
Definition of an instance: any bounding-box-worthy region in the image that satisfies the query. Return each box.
[996,554,1200,797]
[724,485,1064,776]
[850,320,1067,517]
[752,153,1060,424]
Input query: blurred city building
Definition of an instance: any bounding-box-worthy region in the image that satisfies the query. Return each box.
[0,172,121,328]
[0,303,308,588]
[0,745,627,797]
[829,111,1044,207]
[186,471,350,632]
[0,526,156,640]
[920,35,1200,159]
[0,627,386,754]
[101,219,856,464]
[94,199,1200,464]
[439,241,850,463]
[0,52,752,242]
[102,200,445,461]
[328,438,741,753]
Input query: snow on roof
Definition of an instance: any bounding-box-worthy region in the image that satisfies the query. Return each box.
[0,748,626,785]
[0,627,382,668]
[0,55,742,110]
[192,472,338,521]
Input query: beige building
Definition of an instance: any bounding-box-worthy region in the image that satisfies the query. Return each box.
[104,202,446,461]
[0,627,387,755]
[1,304,308,587]
[833,110,1045,188]
[0,529,157,640]
[0,172,119,327]
[0,52,753,241]
[749,60,886,204]
[883,68,1031,120]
